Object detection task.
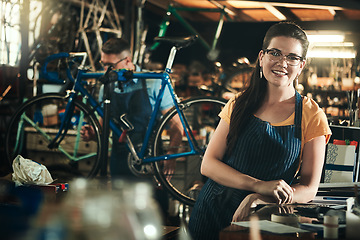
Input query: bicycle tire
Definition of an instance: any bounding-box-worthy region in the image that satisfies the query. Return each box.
[223,66,254,92]
[5,93,102,182]
[152,96,226,206]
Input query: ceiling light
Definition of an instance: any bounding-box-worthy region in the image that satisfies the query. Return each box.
[307,34,345,43]
[311,42,354,47]
[306,31,356,58]
[307,48,356,58]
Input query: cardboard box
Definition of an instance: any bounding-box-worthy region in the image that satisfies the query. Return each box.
[43,114,58,126]
[324,143,356,183]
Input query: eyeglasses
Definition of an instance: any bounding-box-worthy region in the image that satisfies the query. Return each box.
[99,57,127,69]
[263,49,304,66]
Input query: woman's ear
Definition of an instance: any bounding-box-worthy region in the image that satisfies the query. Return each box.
[297,59,306,75]
[300,59,306,68]
[258,50,264,67]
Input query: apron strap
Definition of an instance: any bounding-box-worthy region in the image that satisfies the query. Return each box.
[294,91,302,140]
[292,91,303,183]
[141,78,147,92]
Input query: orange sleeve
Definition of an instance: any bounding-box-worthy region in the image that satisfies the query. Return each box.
[219,95,332,145]
[302,96,332,144]
[218,93,239,125]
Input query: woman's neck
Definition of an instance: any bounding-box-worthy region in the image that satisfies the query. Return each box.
[265,85,296,104]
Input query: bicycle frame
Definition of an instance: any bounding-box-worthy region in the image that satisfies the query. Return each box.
[39,51,202,165]
[150,4,232,53]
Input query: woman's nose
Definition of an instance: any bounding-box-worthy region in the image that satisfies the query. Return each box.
[277,56,289,67]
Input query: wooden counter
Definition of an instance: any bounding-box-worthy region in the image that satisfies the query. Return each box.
[220,203,347,240]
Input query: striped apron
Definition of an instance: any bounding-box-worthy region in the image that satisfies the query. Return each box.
[188,91,303,240]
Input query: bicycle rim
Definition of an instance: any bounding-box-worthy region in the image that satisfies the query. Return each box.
[223,67,254,92]
[5,93,102,182]
[153,97,226,206]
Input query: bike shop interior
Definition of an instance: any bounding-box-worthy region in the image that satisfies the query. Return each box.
[1,1,360,240]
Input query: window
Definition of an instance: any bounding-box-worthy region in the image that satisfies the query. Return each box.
[0,0,42,66]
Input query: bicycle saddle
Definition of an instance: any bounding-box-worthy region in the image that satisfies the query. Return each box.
[153,35,198,49]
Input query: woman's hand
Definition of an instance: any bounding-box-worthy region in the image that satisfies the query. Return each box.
[232,193,259,222]
[232,193,275,222]
[232,193,282,222]
[277,204,295,214]
[253,180,295,204]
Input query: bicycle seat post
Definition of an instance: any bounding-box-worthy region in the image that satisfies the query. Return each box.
[99,68,115,179]
[165,46,177,73]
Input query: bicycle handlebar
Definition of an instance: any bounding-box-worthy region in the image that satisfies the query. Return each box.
[41,52,70,83]
[41,52,89,84]
[41,52,171,86]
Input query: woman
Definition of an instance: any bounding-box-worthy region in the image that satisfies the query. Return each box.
[188,21,331,240]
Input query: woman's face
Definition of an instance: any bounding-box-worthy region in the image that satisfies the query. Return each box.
[259,36,306,88]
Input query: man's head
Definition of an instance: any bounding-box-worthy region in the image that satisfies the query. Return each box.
[100,38,134,70]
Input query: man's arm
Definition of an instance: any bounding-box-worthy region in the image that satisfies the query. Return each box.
[160,108,183,180]
[81,118,103,141]
[161,109,183,154]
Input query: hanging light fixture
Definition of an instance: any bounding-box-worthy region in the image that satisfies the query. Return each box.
[306,31,356,58]
[307,34,345,43]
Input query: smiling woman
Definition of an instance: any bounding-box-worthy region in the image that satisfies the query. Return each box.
[188,21,332,240]
[259,35,306,91]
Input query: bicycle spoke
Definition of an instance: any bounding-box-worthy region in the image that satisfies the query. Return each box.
[153,97,226,206]
[6,94,102,182]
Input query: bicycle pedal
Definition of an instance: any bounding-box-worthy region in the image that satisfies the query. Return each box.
[119,114,134,131]
[119,130,127,143]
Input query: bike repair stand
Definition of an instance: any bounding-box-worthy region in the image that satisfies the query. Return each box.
[99,68,114,180]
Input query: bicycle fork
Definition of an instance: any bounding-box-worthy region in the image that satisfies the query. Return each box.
[47,91,76,149]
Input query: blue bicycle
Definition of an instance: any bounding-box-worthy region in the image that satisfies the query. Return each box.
[5,36,226,206]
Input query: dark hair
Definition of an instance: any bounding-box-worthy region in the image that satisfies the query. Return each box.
[101,38,130,55]
[262,21,309,57]
[226,21,309,152]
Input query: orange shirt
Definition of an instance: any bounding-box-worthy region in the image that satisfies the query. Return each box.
[219,94,332,153]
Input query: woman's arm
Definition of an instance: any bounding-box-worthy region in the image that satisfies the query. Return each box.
[200,119,256,189]
[292,135,326,203]
[232,135,327,221]
[201,119,294,202]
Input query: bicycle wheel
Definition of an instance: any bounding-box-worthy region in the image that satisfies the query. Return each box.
[223,66,254,92]
[152,96,226,206]
[5,93,102,182]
